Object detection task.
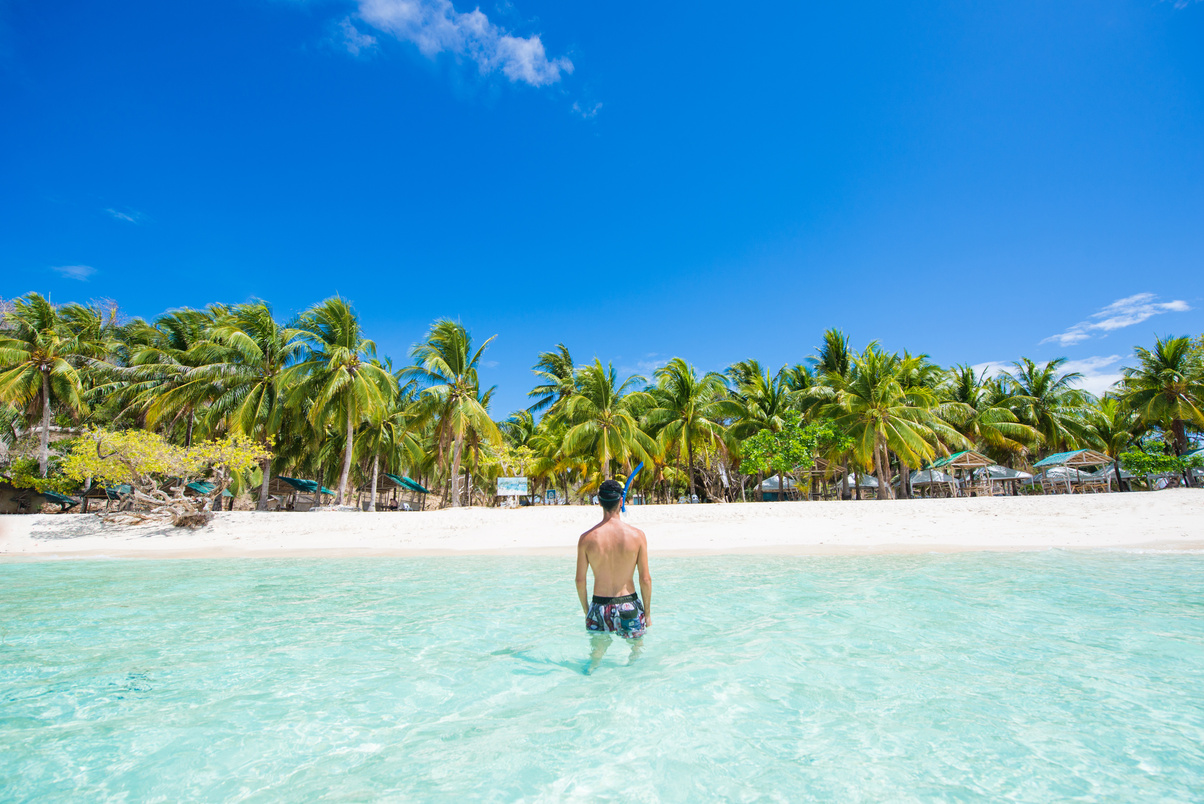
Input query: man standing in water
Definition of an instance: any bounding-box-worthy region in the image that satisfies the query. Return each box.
[576,479,651,672]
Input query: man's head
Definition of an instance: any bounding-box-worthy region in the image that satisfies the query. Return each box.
[598,479,624,513]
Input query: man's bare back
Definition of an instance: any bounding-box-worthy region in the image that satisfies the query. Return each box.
[576,480,652,631]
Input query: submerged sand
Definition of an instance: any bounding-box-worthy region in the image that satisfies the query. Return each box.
[1,489,1201,560]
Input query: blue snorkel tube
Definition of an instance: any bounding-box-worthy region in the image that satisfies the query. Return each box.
[621,462,644,513]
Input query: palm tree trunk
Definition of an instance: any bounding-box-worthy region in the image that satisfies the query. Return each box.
[337,402,354,505]
[899,462,911,499]
[257,456,273,510]
[875,439,893,500]
[841,458,850,501]
[369,453,380,511]
[38,370,51,477]
[450,432,465,507]
[185,410,194,448]
[686,437,696,500]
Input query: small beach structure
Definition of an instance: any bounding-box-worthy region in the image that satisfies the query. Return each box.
[268,476,335,511]
[907,468,959,498]
[973,465,1033,496]
[1031,449,1112,494]
[759,474,799,502]
[183,480,235,511]
[842,472,880,500]
[357,473,430,511]
[928,450,995,496]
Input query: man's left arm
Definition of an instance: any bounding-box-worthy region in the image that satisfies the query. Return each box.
[575,538,590,615]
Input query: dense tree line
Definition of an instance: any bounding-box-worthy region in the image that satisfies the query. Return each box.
[1,292,1201,507]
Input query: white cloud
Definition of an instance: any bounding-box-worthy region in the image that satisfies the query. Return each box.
[1041,293,1191,346]
[1061,355,1124,397]
[356,0,571,87]
[572,101,601,119]
[340,18,377,55]
[106,208,143,224]
[972,355,1124,398]
[51,265,96,281]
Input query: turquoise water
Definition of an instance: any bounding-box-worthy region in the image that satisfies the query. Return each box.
[3,553,1203,802]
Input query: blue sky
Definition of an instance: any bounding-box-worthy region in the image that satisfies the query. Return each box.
[2,0,1202,415]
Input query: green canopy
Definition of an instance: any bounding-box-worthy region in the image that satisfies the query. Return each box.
[275,476,335,496]
[186,481,234,498]
[928,450,993,470]
[1032,449,1111,469]
[42,490,79,509]
[385,473,431,494]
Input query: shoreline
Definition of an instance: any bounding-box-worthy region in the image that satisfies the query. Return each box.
[1,489,1201,562]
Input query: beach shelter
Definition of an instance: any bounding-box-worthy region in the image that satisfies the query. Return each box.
[1032,449,1111,493]
[974,465,1033,496]
[907,468,959,497]
[184,481,235,511]
[269,476,335,510]
[928,450,994,496]
[759,474,798,502]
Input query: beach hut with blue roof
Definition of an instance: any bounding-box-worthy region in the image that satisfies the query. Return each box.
[1032,449,1111,493]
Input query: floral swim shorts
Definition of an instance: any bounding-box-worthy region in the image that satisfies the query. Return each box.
[586,593,647,639]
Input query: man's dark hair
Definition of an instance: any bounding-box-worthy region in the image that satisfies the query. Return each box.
[598,479,624,512]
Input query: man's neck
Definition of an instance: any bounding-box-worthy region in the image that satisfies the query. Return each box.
[600,508,622,524]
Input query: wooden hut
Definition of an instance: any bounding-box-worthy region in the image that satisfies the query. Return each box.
[928,450,995,496]
[1031,449,1112,494]
[267,476,334,511]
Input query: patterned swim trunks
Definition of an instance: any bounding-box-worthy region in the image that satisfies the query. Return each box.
[586,593,647,639]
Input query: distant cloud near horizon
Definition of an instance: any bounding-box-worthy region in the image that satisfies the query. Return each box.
[51,264,96,281]
[1041,293,1190,346]
[353,0,572,87]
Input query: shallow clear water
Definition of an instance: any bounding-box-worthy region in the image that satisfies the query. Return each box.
[2,552,1203,802]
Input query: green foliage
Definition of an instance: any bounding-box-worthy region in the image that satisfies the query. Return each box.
[5,456,75,494]
[740,413,852,479]
[1119,449,1203,476]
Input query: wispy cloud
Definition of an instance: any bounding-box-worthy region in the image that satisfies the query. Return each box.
[1041,293,1190,346]
[340,18,377,56]
[106,207,143,224]
[355,0,572,86]
[51,264,96,281]
[572,101,601,119]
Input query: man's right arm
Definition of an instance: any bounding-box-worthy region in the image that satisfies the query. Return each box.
[575,537,590,615]
[637,534,652,625]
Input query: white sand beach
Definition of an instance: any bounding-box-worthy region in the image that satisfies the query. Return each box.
[1,489,1201,560]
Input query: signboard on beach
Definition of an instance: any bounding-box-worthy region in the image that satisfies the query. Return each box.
[497,477,528,496]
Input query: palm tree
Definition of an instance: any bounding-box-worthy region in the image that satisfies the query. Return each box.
[943,364,1038,465]
[0,294,104,475]
[117,307,220,446]
[646,358,729,500]
[1118,335,1204,457]
[404,319,501,507]
[285,298,393,505]
[1002,358,1094,457]
[527,344,576,413]
[1088,397,1141,490]
[357,375,423,511]
[823,344,944,498]
[201,302,304,508]
[561,360,656,486]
